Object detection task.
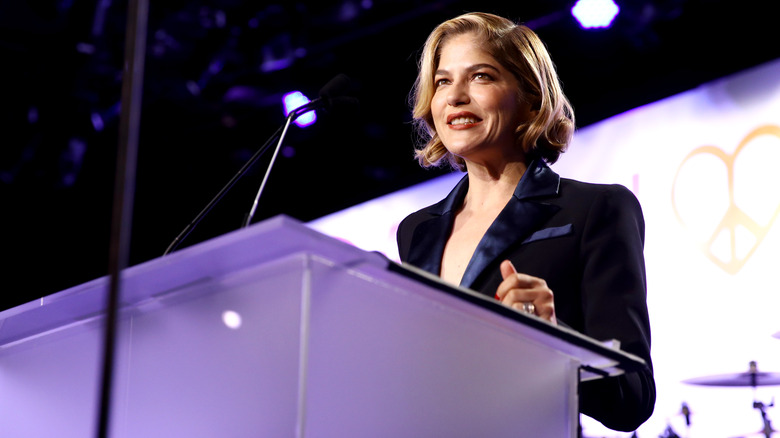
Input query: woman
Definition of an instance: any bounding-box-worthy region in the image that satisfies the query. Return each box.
[396,12,655,432]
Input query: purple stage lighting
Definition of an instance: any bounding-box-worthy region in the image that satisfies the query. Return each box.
[283,91,317,128]
[572,0,620,29]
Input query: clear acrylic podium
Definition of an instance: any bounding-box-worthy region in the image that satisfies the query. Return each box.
[0,215,645,437]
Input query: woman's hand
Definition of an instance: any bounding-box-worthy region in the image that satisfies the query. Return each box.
[495,260,557,325]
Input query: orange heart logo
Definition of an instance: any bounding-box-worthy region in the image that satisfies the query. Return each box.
[672,125,780,274]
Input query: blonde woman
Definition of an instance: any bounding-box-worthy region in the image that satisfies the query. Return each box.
[397,12,655,432]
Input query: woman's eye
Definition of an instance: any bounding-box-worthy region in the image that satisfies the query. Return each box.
[474,72,492,81]
[435,78,449,87]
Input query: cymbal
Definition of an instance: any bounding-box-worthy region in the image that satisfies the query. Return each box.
[684,362,780,387]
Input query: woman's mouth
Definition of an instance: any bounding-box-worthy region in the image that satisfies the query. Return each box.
[449,116,479,125]
[447,112,482,126]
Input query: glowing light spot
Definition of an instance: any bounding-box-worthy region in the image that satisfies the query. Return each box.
[572,0,620,29]
[283,91,317,127]
[222,310,242,329]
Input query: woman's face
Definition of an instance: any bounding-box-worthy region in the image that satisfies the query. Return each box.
[431,32,532,165]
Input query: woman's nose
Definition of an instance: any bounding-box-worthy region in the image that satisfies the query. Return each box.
[446,82,470,106]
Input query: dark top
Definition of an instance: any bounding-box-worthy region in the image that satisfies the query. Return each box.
[396,160,655,432]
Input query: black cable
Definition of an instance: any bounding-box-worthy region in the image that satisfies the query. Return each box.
[97,0,148,436]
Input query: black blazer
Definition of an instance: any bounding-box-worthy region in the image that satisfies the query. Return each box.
[397,160,655,432]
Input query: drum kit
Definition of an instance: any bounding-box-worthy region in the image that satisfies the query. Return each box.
[586,333,780,438]
[672,360,780,438]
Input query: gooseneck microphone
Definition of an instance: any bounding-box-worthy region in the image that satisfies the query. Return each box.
[242,74,358,228]
[163,74,359,256]
[289,73,360,117]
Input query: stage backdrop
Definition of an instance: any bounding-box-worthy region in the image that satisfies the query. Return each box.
[308,57,780,437]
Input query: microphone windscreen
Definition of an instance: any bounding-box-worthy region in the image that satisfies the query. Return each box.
[319,74,357,99]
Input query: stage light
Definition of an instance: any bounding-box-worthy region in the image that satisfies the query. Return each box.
[283,91,317,128]
[572,0,620,29]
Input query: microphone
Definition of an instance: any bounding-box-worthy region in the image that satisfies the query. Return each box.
[290,73,359,119]
[163,74,359,255]
[241,74,358,227]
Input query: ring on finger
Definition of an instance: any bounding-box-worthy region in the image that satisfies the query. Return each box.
[521,302,535,315]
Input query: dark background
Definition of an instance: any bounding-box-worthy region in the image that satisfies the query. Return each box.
[2,0,778,310]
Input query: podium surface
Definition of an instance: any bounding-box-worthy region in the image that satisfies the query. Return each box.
[0,215,644,437]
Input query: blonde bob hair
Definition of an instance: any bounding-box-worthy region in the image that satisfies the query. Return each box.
[411,12,575,170]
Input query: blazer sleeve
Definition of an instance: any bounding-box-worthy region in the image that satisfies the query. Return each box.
[577,185,656,431]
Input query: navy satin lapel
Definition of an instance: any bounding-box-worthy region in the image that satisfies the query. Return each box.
[459,160,561,289]
[459,200,560,288]
[405,175,468,276]
[517,158,561,199]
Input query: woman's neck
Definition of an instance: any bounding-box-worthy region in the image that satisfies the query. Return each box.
[462,160,527,212]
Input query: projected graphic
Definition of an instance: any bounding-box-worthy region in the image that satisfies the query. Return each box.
[672,125,780,274]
